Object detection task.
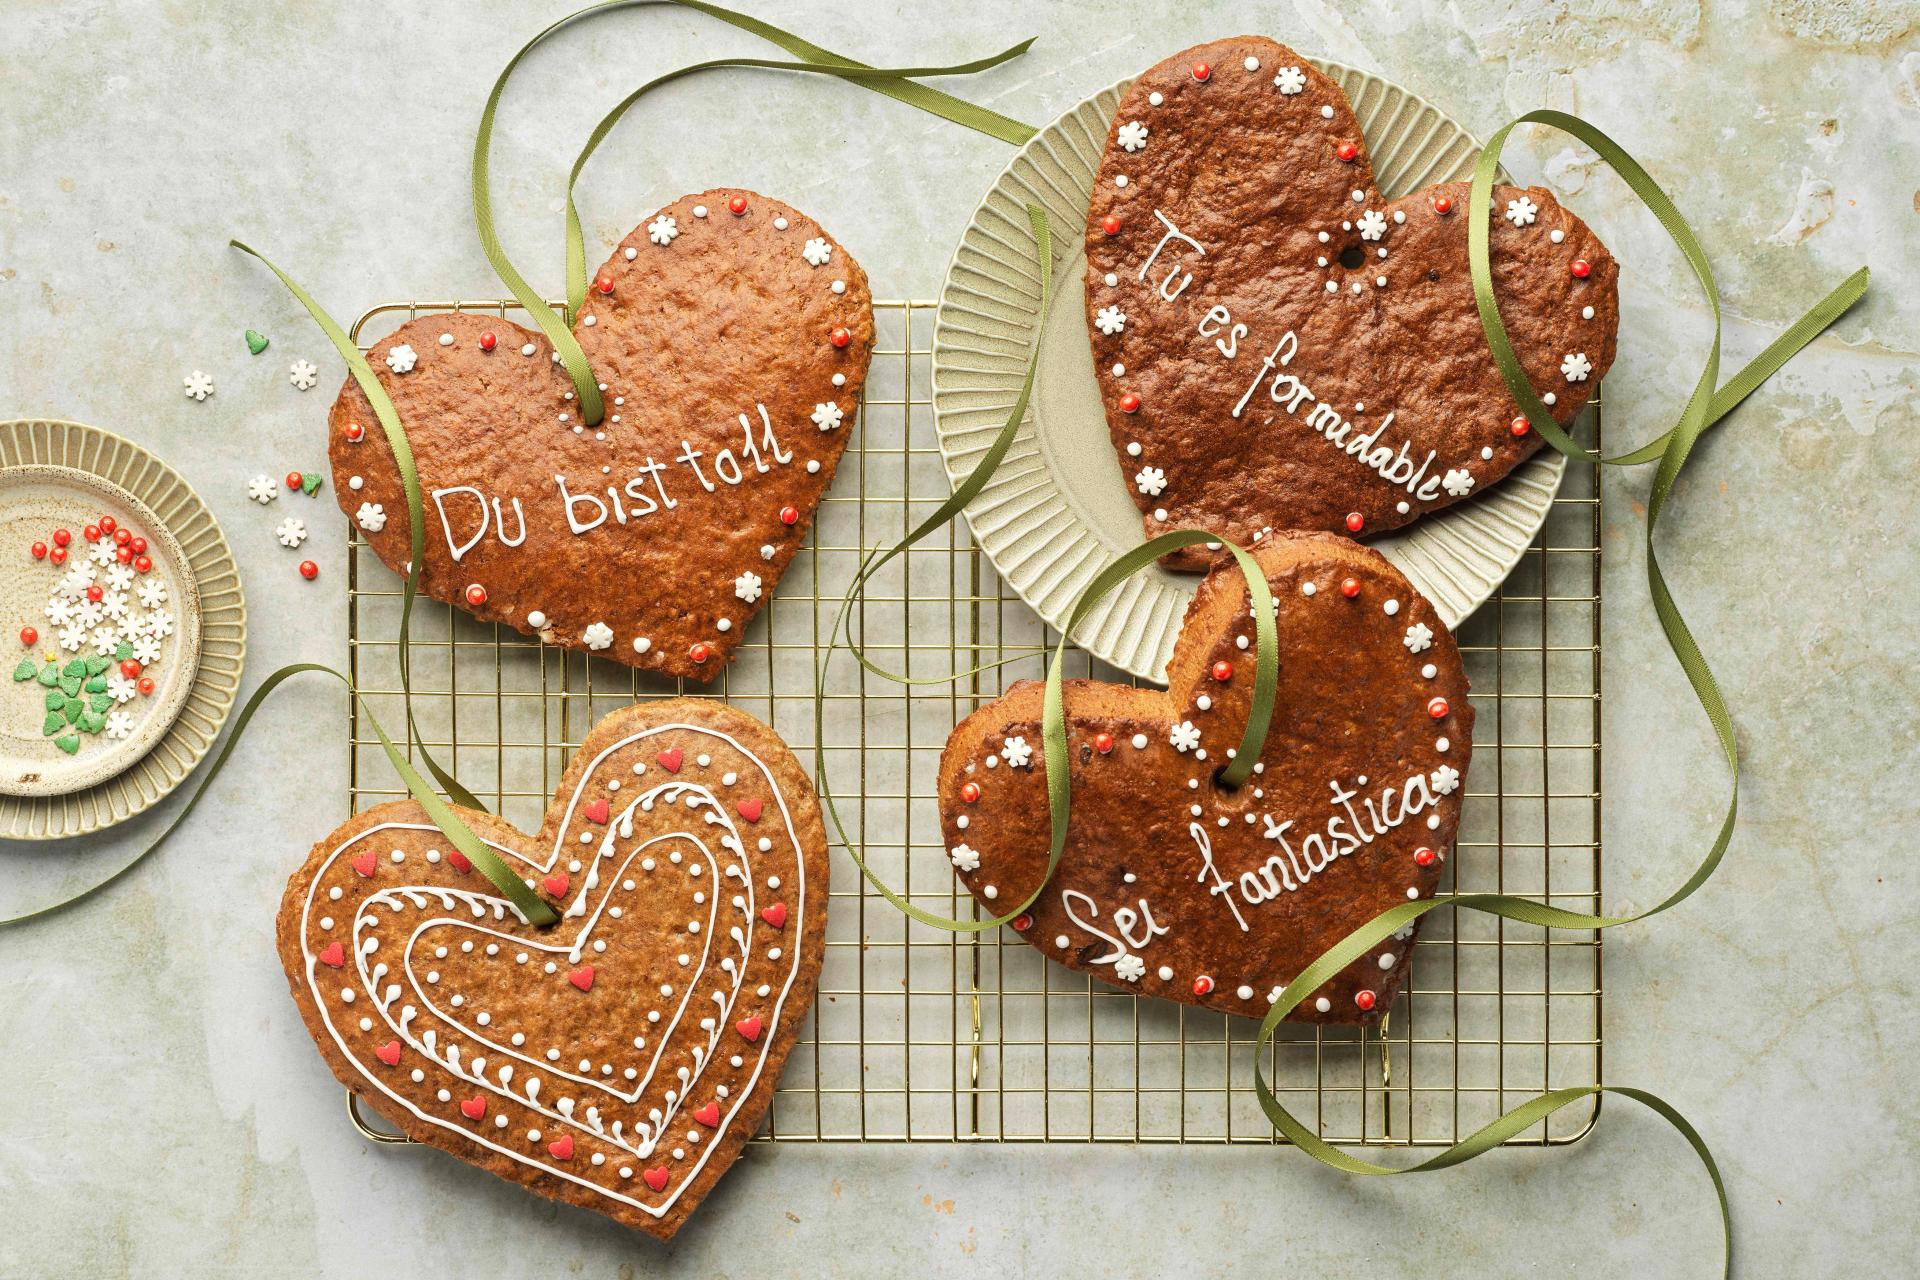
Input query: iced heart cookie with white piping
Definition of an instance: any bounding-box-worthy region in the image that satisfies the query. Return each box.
[276,698,827,1238]
[1086,37,1619,567]
[938,531,1471,1022]
[330,188,872,677]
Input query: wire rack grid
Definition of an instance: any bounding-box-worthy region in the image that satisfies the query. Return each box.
[341,297,1603,1150]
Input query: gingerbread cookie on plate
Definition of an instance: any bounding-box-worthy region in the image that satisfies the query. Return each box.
[331,189,873,677]
[938,531,1470,1022]
[277,698,827,1238]
[1085,37,1619,567]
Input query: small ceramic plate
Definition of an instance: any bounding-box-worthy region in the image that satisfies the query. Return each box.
[0,421,245,836]
[931,62,1569,682]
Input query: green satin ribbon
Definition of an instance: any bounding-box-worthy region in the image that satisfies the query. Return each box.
[472,0,1037,425]
[0,662,556,929]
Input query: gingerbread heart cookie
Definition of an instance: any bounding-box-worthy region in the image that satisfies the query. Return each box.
[938,531,1470,1022]
[331,189,873,677]
[277,698,827,1238]
[1086,37,1619,568]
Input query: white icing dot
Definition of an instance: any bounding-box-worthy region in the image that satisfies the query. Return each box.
[1550,228,1566,243]
[1482,446,1495,460]
[358,1017,372,1031]
[339,988,354,1003]
[328,887,342,901]
[1131,733,1148,750]
[1153,508,1168,522]
[1396,501,1410,514]
[348,475,363,491]
[319,917,334,930]
[1383,599,1400,616]
[1301,581,1317,597]
[1055,934,1070,948]
[717,618,732,632]
[1148,91,1164,106]
[1317,231,1329,244]
[1437,736,1451,752]
[521,343,536,357]
[1408,887,1421,898]
[1237,985,1254,1000]
[693,205,708,218]
[1315,997,1332,1013]
[1103,272,1119,287]
[624,246,638,260]
[390,849,405,863]
[1321,105,1334,118]
[1157,965,1174,980]
[1375,276,1387,288]
[1114,175,1128,188]
[1378,953,1397,970]
[1112,363,1126,377]
[1422,663,1437,679]
[983,885,998,900]
[1127,441,1141,457]
[831,279,846,294]
[1243,56,1260,71]
[1582,305,1595,320]
[774,216,789,230]
[1393,211,1405,224]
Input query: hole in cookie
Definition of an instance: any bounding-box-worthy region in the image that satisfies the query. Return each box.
[1337,244,1366,270]
[1211,762,1244,794]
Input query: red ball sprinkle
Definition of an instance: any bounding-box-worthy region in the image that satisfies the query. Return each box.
[1355,989,1377,1011]
[1191,61,1211,81]
[1094,731,1115,754]
[1012,913,1034,933]
[133,554,153,574]
[594,274,614,296]
[960,781,982,804]
[1101,214,1123,236]
[1210,660,1233,682]
[1118,392,1141,414]
[298,559,319,580]
[1427,696,1450,719]
[1510,414,1531,437]
[1571,258,1592,279]
[1431,195,1454,215]
[121,659,142,678]
[464,583,487,607]
[1414,846,1437,867]
[49,547,67,565]
[1335,141,1358,162]
[137,676,155,695]
[779,505,800,526]
[116,546,133,564]
[728,195,749,216]
[284,470,303,490]
[85,584,103,602]
[129,536,147,554]
[52,529,71,548]
[112,528,130,548]
[828,326,852,349]
[1340,577,1361,599]
[1344,512,1365,534]
[1191,975,1215,996]
[19,626,38,647]
[344,422,365,442]
[479,331,497,352]
[30,541,47,560]
[690,642,711,664]
[83,524,101,543]
[98,516,116,535]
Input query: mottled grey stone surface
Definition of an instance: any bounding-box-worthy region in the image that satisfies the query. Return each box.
[1,2,1916,1276]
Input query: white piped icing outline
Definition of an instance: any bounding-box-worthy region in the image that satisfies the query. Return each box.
[297,721,809,1219]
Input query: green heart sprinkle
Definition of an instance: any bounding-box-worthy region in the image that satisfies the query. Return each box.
[302,472,323,496]
[115,640,133,662]
[85,654,111,677]
[58,675,82,699]
[36,663,59,688]
[77,710,105,735]
[13,658,36,682]
[90,692,113,714]
[44,689,65,712]
[42,711,66,737]
[62,699,83,725]
[54,734,80,755]
[246,328,269,355]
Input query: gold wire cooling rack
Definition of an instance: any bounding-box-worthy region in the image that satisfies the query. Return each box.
[341,298,1602,1149]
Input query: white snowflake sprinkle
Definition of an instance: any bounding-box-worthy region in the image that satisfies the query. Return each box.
[582,622,614,651]
[1116,120,1149,152]
[949,843,980,873]
[289,359,319,390]
[74,601,103,629]
[1169,720,1201,753]
[90,625,120,655]
[276,517,308,548]
[1094,304,1127,335]
[1561,351,1592,382]
[135,579,168,609]
[57,624,86,652]
[801,238,832,267]
[1429,764,1460,796]
[734,571,762,604]
[104,564,134,591]
[105,711,134,740]
[132,635,162,666]
[43,598,75,626]
[1114,953,1146,982]
[182,370,214,401]
[385,344,417,374]
[1273,66,1306,94]
[647,214,679,246]
[1356,209,1388,241]
[101,590,129,621]
[1000,736,1033,769]
[106,673,138,704]
[139,609,175,639]
[809,401,843,431]
[1134,466,1167,497]
[1404,623,1434,654]
[87,541,117,568]
[246,474,279,504]
[1441,468,1475,497]
[355,502,386,532]
[1504,196,1538,227]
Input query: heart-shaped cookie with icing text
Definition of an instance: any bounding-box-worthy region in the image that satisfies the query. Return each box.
[938,531,1471,1021]
[330,189,872,677]
[1085,37,1619,569]
[277,699,827,1238]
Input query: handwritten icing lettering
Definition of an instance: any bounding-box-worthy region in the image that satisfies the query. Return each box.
[1061,888,1169,967]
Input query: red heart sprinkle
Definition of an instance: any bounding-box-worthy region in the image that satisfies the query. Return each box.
[642,1166,671,1192]
[317,941,346,968]
[547,1133,574,1160]
[460,1095,487,1120]
[375,1040,403,1066]
[760,902,787,929]
[447,850,473,872]
[735,1016,763,1043]
[656,747,683,773]
[736,797,763,823]
[568,966,595,992]
[351,851,376,878]
[543,873,570,898]
[693,1102,721,1127]
[583,797,610,825]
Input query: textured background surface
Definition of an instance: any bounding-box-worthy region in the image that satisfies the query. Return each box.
[1,1,1916,1275]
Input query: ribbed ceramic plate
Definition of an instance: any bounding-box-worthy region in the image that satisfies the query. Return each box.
[931,62,1568,682]
[0,421,246,837]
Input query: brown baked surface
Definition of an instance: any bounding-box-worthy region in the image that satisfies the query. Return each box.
[1085,37,1619,568]
[328,188,874,677]
[276,698,828,1239]
[937,531,1471,1023]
